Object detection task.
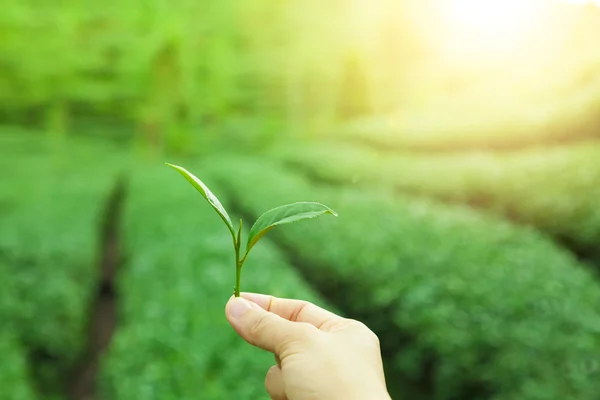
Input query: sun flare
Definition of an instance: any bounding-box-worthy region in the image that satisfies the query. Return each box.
[432,0,600,67]
[438,0,544,58]
[444,0,540,34]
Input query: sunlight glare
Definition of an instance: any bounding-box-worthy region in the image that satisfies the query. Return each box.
[442,0,542,40]
[437,0,548,62]
[558,0,600,5]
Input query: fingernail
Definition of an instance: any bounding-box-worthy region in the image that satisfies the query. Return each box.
[228,297,252,319]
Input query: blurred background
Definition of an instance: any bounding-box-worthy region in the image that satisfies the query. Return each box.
[2,0,600,399]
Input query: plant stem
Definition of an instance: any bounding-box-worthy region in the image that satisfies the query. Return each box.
[234,220,242,297]
[235,244,241,297]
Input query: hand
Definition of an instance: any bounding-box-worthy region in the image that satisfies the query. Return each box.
[225,293,391,400]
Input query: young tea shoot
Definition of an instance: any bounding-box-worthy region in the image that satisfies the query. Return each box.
[165,163,338,297]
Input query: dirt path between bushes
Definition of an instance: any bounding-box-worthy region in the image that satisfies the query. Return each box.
[65,177,126,400]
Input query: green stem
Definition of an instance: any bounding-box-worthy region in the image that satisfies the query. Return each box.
[234,219,243,297]
[234,243,241,297]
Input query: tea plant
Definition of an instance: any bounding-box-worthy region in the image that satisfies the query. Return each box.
[270,139,600,251]
[166,163,338,297]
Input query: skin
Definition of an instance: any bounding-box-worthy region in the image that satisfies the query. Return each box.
[225,292,392,400]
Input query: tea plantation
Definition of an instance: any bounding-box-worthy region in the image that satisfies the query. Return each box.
[0,132,129,398]
[2,0,600,398]
[207,155,600,400]
[2,130,600,400]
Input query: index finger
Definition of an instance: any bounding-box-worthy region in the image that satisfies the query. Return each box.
[239,292,341,330]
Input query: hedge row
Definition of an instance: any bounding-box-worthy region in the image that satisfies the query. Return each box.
[97,161,333,399]
[0,131,127,397]
[269,139,600,254]
[207,155,600,400]
[0,331,37,400]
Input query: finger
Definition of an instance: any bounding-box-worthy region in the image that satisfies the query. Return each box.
[265,365,286,400]
[225,297,311,354]
[240,292,340,329]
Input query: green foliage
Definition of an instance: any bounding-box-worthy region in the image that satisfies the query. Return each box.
[2,3,600,398]
[0,0,356,147]
[207,155,600,400]
[165,162,337,296]
[2,1,599,153]
[269,139,600,253]
[0,331,38,400]
[97,162,334,399]
[246,202,338,257]
[0,132,127,396]
[165,163,236,239]
[3,126,600,398]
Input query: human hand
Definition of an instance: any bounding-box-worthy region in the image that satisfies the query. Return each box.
[225,293,391,400]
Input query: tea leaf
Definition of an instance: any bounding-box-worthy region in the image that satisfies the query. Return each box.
[245,202,337,256]
[165,163,236,240]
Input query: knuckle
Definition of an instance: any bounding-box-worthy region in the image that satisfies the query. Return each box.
[347,320,380,347]
[347,319,369,331]
[368,329,381,348]
[362,326,380,347]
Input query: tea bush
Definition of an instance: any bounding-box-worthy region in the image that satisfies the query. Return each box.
[270,139,600,254]
[97,162,333,399]
[208,155,600,400]
[0,331,37,400]
[0,131,127,395]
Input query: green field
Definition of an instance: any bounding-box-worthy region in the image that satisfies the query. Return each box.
[2,126,600,399]
[2,1,600,399]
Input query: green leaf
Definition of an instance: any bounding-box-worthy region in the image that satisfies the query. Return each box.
[165,163,236,240]
[245,202,337,256]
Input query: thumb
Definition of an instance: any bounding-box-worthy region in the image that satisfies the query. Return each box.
[225,296,309,354]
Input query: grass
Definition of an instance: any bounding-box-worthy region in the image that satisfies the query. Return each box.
[207,154,600,400]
